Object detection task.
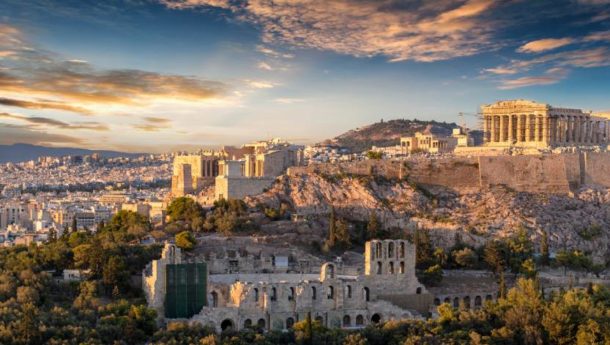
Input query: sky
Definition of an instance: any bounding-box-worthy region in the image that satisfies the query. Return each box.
[0,0,609,152]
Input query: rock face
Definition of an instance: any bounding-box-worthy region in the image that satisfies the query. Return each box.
[247,172,610,263]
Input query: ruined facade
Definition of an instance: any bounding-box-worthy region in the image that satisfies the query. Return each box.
[400,132,457,154]
[482,100,610,148]
[143,240,432,332]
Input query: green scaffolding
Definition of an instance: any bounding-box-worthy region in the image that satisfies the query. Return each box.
[165,262,207,318]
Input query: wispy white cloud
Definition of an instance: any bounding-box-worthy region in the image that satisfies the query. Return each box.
[498,67,569,89]
[257,61,273,71]
[517,38,574,53]
[274,98,305,104]
[246,80,275,89]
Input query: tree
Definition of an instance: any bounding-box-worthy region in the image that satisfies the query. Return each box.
[419,264,443,286]
[48,228,57,243]
[484,240,506,274]
[103,255,128,292]
[414,228,433,269]
[167,197,206,232]
[71,216,78,233]
[175,231,197,251]
[453,247,478,268]
[497,279,545,345]
[367,211,380,239]
[366,151,383,160]
[498,271,507,299]
[540,230,550,266]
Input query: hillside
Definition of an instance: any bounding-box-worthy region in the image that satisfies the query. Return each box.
[322,119,459,153]
[0,143,144,163]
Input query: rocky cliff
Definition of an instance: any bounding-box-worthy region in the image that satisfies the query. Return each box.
[247,171,610,263]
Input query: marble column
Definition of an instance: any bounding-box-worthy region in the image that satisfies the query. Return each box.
[499,115,506,143]
[484,116,489,143]
[535,115,540,143]
[508,114,514,143]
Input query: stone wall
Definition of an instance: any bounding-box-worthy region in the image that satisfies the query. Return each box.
[215,176,276,200]
[291,152,610,194]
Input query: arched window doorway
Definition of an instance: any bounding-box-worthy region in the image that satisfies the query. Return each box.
[356,315,364,326]
[312,286,317,300]
[254,288,259,302]
[453,297,459,308]
[346,285,352,298]
[327,286,334,299]
[257,318,266,330]
[244,319,252,328]
[286,317,295,329]
[400,242,405,258]
[315,316,324,325]
[343,315,351,327]
[416,287,422,294]
[221,319,234,332]
[289,287,295,301]
[388,242,394,258]
[463,296,471,309]
[376,261,382,274]
[271,287,277,301]
[371,313,381,324]
[434,298,440,306]
[211,291,219,308]
[389,261,394,274]
[474,296,482,308]
[399,261,405,274]
[363,287,370,301]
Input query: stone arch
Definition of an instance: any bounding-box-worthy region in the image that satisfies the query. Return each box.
[434,298,441,306]
[399,261,405,274]
[346,285,352,298]
[289,287,295,301]
[485,294,493,301]
[343,315,351,327]
[211,291,219,308]
[315,315,324,325]
[389,261,394,274]
[271,287,277,301]
[220,319,234,332]
[463,296,471,309]
[327,286,334,299]
[416,287,422,294]
[474,295,482,308]
[311,286,317,300]
[320,263,335,281]
[371,313,381,324]
[257,318,266,329]
[286,317,295,329]
[375,242,382,258]
[453,297,459,308]
[254,288,259,302]
[444,297,450,304]
[376,261,382,274]
[363,287,370,301]
[356,315,364,326]
[244,319,252,328]
[388,242,394,258]
[399,242,405,258]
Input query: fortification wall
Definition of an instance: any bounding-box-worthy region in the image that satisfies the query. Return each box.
[293,152,610,194]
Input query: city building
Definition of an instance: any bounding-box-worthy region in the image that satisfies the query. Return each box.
[482,99,610,148]
[143,240,431,332]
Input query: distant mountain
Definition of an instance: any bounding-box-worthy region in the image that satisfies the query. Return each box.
[321,119,463,153]
[0,143,145,163]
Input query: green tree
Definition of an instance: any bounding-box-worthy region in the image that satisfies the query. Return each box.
[496,278,545,345]
[414,228,433,269]
[453,247,478,268]
[103,255,128,293]
[540,230,550,266]
[167,197,206,232]
[48,227,57,243]
[367,211,380,239]
[71,216,78,233]
[484,240,506,274]
[175,231,197,250]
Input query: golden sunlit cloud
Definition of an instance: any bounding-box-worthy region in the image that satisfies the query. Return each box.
[161,0,498,62]
[517,38,574,53]
[0,112,109,131]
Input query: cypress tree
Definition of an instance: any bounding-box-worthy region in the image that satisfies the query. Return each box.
[540,230,550,266]
[498,271,507,299]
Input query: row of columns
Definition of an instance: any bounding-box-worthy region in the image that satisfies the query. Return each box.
[202,159,218,177]
[484,114,609,145]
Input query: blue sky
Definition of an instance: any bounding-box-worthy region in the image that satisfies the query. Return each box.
[0,0,609,152]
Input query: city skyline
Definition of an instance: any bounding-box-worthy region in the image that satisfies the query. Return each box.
[1,0,610,152]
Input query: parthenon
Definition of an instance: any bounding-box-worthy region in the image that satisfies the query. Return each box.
[482,100,609,148]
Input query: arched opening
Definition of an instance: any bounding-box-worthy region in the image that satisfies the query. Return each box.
[346,285,352,298]
[221,319,234,332]
[254,288,259,302]
[257,318,266,329]
[434,298,441,306]
[244,319,252,328]
[400,242,405,258]
[453,297,459,308]
[375,242,382,258]
[485,294,493,301]
[474,296,482,308]
[289,287,295,301]
[389,261,394,274]
[399,261,405,274]
[356,315,364,326]
[325,264,335,279]
[363,287,370,301]
[271,287,277,301]
[343,315,351,327]
[388,242,394,258]
[286,317,295,329]
[211,291,219,308]
[315,316,324,325]
[444,297,450,304]
[376,261,382,274]
[463,296,471,309]
[416,287,422,294]
[371,313,381,324]
[312,286,317,300]
[327,286,334,299]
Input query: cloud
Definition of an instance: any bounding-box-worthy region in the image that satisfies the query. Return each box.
[484,67,518,75]
[256,45,294,59]
[247,80,275,89]
[0,24,230,116]
[0,97,93,115]
[0,123,85,146]
[584,30,610,42]
[257,61,273,71]
[274,98,305,104]
[499,67,569,89]
[517,38,574,53]
[0,112,109,131]
[161,0,499,62]
[132,116,172,132]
